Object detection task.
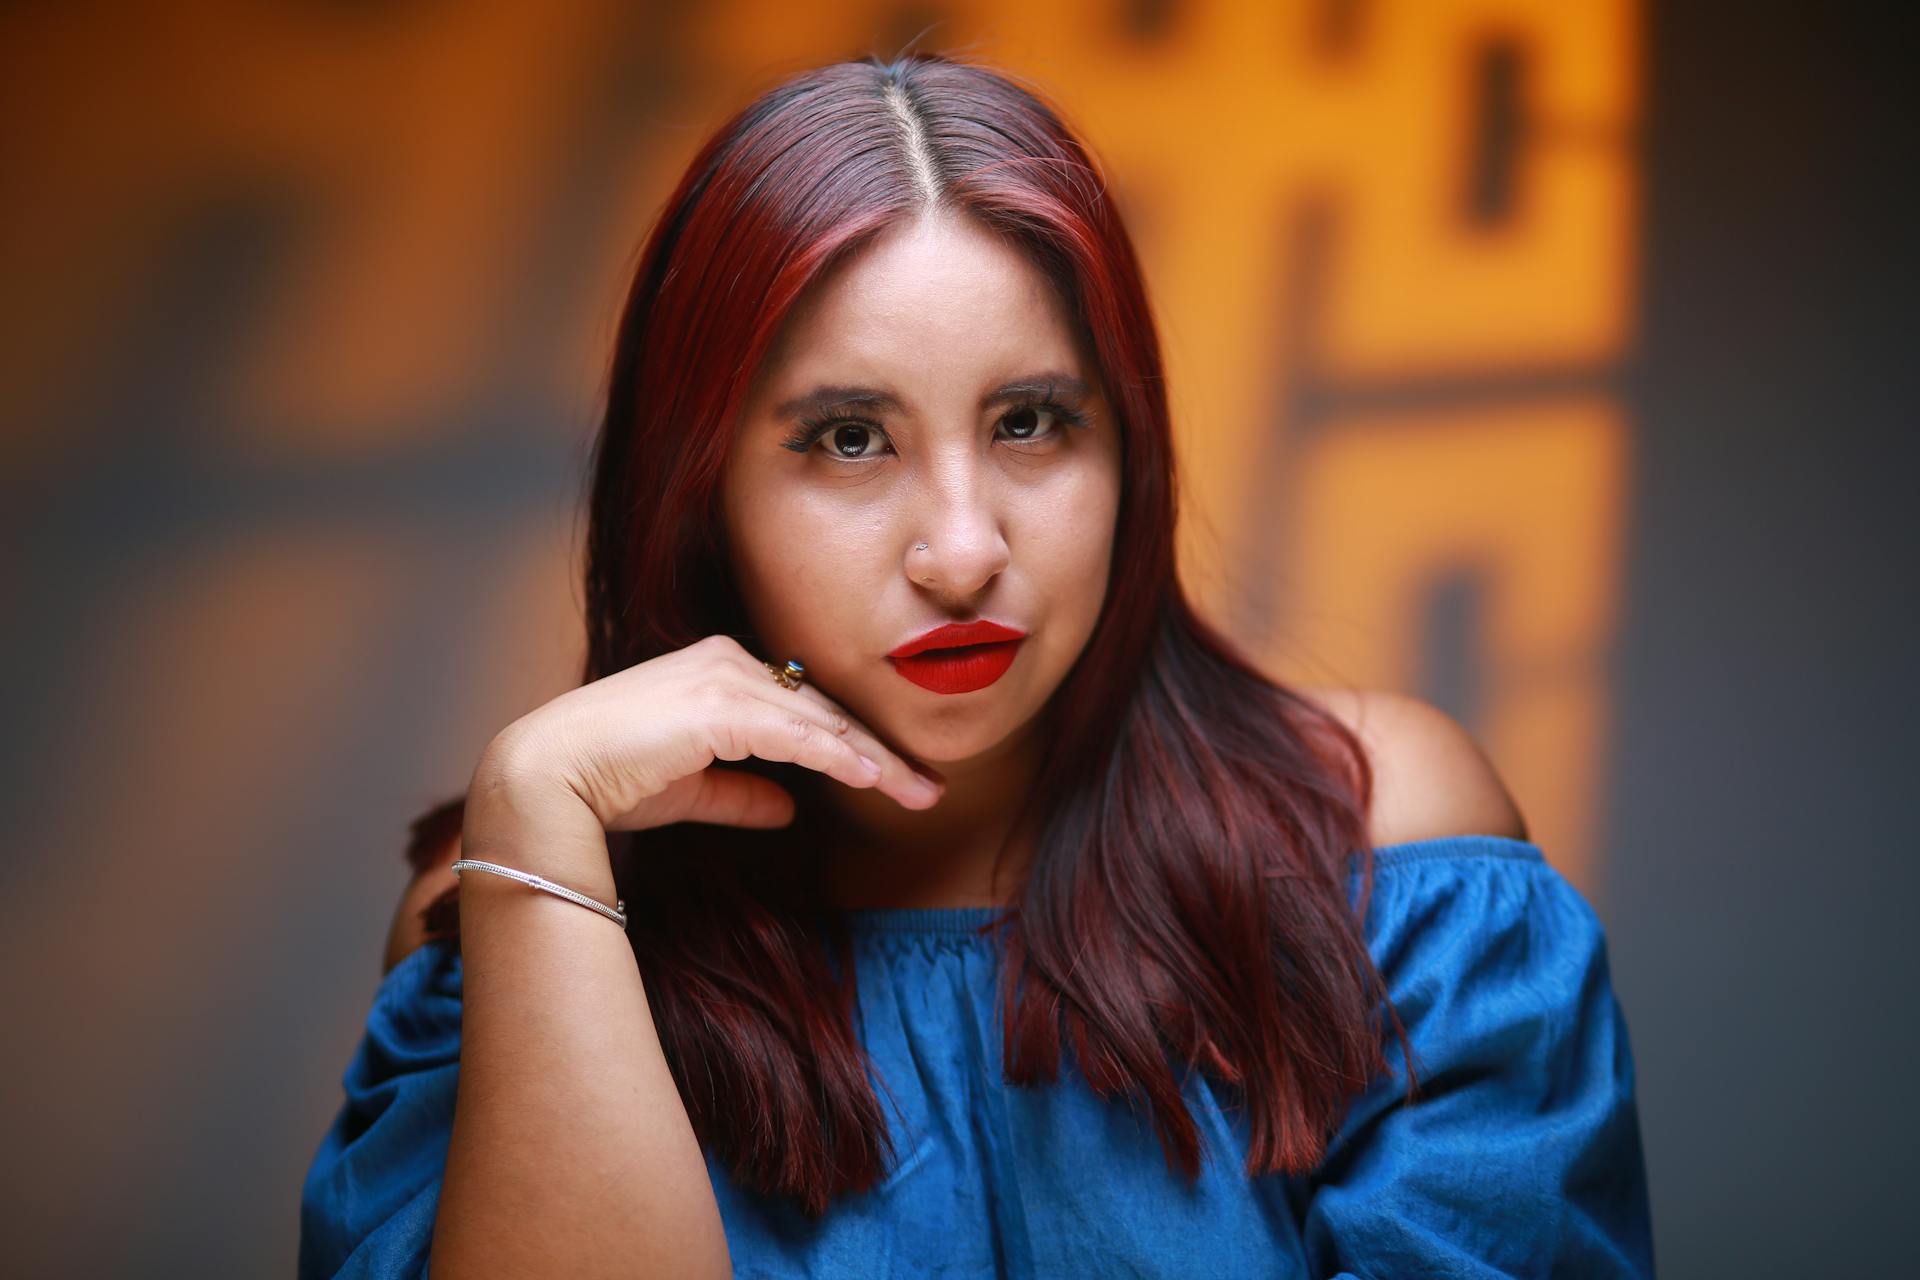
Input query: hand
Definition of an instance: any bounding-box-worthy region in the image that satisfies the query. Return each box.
[476,634,944,841]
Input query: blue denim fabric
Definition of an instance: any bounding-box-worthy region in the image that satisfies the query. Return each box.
[299,835,1654,1277]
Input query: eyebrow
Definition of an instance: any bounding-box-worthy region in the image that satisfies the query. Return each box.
[772,371,1090,420]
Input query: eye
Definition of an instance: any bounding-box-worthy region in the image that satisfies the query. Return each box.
[780,418,893,461]
[996,399,1089,444]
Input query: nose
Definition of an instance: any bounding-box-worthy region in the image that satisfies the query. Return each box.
[904,464,1011,603]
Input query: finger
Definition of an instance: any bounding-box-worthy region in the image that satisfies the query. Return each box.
[707,638,943,805]
[729,663,944,809]
[597,764,797,831]
[711,680,940,810]
[669,765,797,830]
[785,687,946,806]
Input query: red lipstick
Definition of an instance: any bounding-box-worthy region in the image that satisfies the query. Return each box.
[887,619,1027,695]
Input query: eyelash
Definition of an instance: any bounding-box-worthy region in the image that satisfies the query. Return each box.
[780,398,1093,462]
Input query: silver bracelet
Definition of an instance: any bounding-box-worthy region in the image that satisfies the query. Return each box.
[449,859,628,929]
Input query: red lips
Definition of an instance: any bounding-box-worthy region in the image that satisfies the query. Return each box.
[888,619,1027,695]
[887,619,1027,657]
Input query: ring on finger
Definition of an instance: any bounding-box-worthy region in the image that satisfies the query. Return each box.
[763,657,807,691]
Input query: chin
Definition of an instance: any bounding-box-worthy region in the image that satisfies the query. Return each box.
[885,693,1051,767]
[871,716,991,765]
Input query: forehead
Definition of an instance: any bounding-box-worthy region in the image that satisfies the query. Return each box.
[755,210,1089,394]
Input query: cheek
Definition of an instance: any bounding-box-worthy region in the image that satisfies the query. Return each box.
[731,493,884,653]
[1026,463,1120,621]
[725,481,808,638]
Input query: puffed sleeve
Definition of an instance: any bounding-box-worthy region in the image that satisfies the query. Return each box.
[1299,837,1655,1278]
[299,939,464,1279]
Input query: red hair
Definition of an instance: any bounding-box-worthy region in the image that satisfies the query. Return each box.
[408,52,1415,1216]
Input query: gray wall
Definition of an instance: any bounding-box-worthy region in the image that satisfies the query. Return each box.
[1607,4,1915,1273]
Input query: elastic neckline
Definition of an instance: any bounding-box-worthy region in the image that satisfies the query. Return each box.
[833,834,1542,936]
[1366,833,1543,865]
[840,904,1013,936]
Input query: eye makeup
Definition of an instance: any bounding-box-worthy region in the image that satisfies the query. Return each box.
[778,387,1096,461]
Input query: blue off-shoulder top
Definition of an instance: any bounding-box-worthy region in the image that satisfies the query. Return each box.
[299,835,1656,1277]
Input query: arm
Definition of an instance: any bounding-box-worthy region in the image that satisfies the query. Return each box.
[1291,693,1650,1274]
[300,747,733,1279]
[427,745,732,1278]
[311,632,928,1277]
[1300,848,1656,1278]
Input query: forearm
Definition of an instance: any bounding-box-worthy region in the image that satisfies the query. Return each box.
[429,772,731,1278]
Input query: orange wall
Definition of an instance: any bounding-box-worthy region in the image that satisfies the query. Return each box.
[0,9,1638,1266]
[5,0,1639,893]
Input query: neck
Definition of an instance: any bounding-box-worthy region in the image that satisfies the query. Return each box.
[807,711,1051,911]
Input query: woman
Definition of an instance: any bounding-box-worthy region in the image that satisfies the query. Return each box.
[300,53,1654,1278]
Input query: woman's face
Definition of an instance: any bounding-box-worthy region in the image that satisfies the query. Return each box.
[720,208,1123,767]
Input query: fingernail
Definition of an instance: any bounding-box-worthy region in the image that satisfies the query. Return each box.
[857,753,882,776]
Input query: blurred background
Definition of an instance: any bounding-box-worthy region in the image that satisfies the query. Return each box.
[2,1,1912,1275]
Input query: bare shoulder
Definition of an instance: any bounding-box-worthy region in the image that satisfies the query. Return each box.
[383,826,462,975]
[1297,686,1530,849]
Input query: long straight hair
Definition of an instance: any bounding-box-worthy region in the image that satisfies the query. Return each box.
[406,52,1416,1216]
